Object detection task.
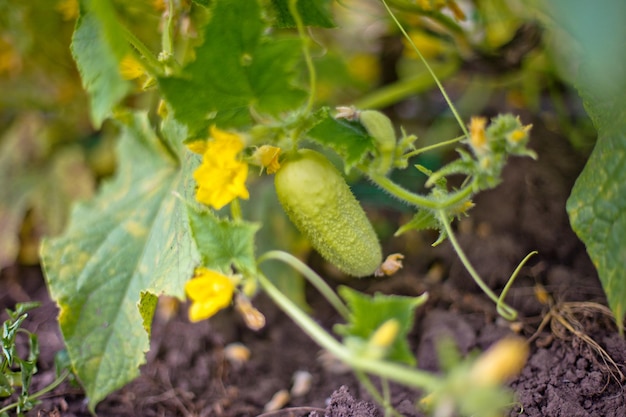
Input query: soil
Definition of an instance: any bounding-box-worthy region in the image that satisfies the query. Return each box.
[2,121,625,417]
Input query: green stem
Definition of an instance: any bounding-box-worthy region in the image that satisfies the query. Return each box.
[257,273,440,390]
[0,370,70,415]
[383,0,465,36]
[403,134,465,159]
[353,60,459,110]
[289,0,317,115]
[381,0,469,139]
[497,251,537,318]
[437,209,517,320]
[162,0,175,56]
[230,198,242,221]
[257,250,350,320]
[121,25,164,76]
[355,371,403,417]
[368,173,476,210]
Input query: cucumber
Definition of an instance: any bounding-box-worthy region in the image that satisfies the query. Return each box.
[275,149,382,277]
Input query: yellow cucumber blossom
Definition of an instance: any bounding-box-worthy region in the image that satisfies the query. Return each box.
[252,145,281,174]
[193,126,249,210]
[119,54,145,80]
[506,123,532,146]
[185,267,235,322]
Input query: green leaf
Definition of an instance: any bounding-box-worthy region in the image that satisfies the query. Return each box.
[567,133,626,332]
[268,0,335,28]
[190,0,212,7]
[306,107,376,171]
[41,112,198,410]
[71,1,131,127]
[188,207,260,276]
[334,287,427,365]
[138,292,158,337]
[158,0,306,134]
[395,209,439,237]
[0,114,94,269]
[548,0,626,333]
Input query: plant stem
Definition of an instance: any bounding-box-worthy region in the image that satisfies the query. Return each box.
[257,250,350,320]
[355,371,403,417]
[289,0,317,115]
[437,209,517,320]
[403,134,465,159]
[383,0,465,36]
[122,25,163,76]
[497,251,537,318]
[162,0,175,56]
[230,198,242,221]
[367,173,476,210]
[381,0,469,139]
[257,273,440,390]
[0,370,70,415]
[353,60,459,110]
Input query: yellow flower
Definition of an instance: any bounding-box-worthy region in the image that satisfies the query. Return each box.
[0,37,21,76]
[252,145,281,174]
[119,54,145,80]
[404,31,447,59]
[506,123,532,145]
[347,53,380,85]
[56,0,79,21]
[185,267,235,322]
[193,126,250,210]
[186,140,208,155]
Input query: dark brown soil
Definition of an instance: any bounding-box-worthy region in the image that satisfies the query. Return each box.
[2,122,625,417]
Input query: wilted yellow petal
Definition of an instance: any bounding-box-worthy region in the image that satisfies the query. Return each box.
[375,253,405,277]
[469,116,488,155]
[253,145,281,174]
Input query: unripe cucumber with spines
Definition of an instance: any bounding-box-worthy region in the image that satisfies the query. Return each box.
[275,149,382,277]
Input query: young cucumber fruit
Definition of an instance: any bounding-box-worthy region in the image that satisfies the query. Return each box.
[275,149,382,277]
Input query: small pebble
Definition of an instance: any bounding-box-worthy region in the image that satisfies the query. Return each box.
[223,343,250,367]
[291,370,313,397]
[263,389,290,412]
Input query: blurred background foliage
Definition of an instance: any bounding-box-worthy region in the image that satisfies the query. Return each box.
[0,0,601,271]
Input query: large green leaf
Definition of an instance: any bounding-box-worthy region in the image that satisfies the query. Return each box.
[551,0,626,332]
[306,107,376,171]
[71,0,131,127]
[0,114,94,268]
[158,0,306,134]
[188,207,260,276]
[268,0,335,28]
[567,134,626,331]
[41,113,198,410]
[334,287,427,365]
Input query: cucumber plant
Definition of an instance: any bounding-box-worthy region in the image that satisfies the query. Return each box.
[37,0,551,416]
